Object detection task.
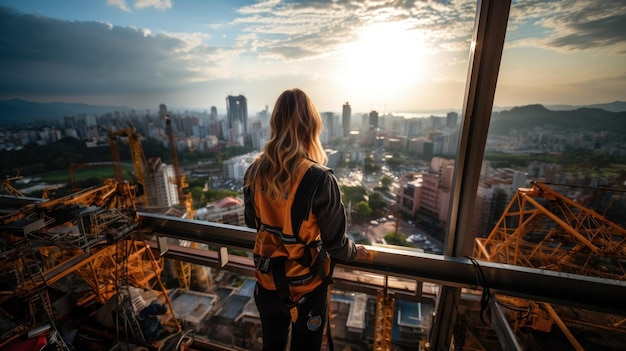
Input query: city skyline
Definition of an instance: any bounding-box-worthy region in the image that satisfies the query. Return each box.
[0,0,624,114]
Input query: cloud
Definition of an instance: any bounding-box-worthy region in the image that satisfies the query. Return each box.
[232,0,475,61]
[107,0,131,12]
[135,0,172,11]
[509,0,626,53]
[0,1,477,108]
[0,7,234,101]
[107,0,172,12]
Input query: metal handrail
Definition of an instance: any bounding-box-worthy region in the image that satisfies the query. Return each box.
[139,212,626,315]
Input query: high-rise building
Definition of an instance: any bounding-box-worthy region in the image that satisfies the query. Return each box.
[257,105,269,126]
[342,102,351,137]
[369,110,379,129]
[64,116,76,129]
[320,112,336,143]
[222,152,258,180]
[511,170,528,194]
[210,106,218,122]
[144,157,179,207]
[226,95,248,140]
[250,120,266,150]
[159,103,168,119]
[446,112,459,128]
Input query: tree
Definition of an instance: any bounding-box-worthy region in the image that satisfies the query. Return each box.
[380,175,393,189]
[189,186,205,208]
[368,191,386,217]
[341,185,367,204]
[363,156,380,173]
[373,186,387,193]
[386,157,404,171]
[353,201,372,223]
[384,231,410,246]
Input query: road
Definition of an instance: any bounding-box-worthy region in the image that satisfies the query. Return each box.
[350,218,444,253]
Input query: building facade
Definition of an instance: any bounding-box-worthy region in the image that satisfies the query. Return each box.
[226,95,248,143]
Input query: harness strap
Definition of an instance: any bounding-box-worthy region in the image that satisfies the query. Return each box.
[326,287,334,351]
[259,223,298,244]
[264,164,333,307]
[295,240,321,267]
[271,258,292,305]
[291,165,326,242]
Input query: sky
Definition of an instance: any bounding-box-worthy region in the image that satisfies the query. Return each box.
[0,0,624,115]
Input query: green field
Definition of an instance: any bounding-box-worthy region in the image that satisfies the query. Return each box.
[8,164,136,197]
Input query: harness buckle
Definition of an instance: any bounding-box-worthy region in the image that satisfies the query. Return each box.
[255,256,271,273]
[286,294,309,322]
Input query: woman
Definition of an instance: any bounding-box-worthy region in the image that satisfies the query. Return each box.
[244,88,369,351]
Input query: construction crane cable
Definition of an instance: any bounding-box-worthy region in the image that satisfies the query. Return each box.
[468,256,532,326]
[467,256,492,325]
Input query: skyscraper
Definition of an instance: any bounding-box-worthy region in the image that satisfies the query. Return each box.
[159,103,168,119]
[144,157,179,207]
[210,106,218,121]
[342,102,351,137]
[226,95,248,140]
[446,112,459,128]
[320,112,342,143]
[369,110,379,129]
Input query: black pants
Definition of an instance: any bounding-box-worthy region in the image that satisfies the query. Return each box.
[255,283,329,351]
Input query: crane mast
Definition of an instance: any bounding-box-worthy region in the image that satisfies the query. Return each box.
[107,122,149,206]
[472,181,626,349]
[163,111,210,291]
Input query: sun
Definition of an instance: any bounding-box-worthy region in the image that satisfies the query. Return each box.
[335,22,430,105]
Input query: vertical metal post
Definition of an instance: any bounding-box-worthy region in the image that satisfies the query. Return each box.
[448,0,511,257]
[430,0,511,349]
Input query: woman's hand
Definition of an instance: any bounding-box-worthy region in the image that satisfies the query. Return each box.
[355,245,370,260]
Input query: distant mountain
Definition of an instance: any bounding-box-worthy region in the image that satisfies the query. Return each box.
[1,99,625,134]
[0,99,131,125]
[489,104,626,135]
[545,101,626,113]
[493,101,626,113]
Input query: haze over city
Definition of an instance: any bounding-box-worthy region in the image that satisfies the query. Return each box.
[0,0,624,114]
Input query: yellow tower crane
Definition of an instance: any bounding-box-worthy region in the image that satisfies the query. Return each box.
[107,122,150,206]
[373,276,394,351]
[473,181,626,350]
[164,112,211,291]
[1,176,25,197]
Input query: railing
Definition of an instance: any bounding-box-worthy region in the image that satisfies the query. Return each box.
[139,212,626,315]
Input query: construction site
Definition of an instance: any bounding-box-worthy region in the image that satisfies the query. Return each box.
[1,116,626,350]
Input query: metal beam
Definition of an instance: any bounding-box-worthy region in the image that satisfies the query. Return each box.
[139,212,626,315]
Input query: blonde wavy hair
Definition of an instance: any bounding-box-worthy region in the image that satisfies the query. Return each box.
[245,88,327,199]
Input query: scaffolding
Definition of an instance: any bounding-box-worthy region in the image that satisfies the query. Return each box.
[0,179,184,350]
[473,181,626,349]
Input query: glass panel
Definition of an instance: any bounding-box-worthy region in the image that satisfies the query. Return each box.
[470,0,626,349]
[1,1,482,350]
[149,2,479,259]
[475,0,626,276]
[0,1,477,256]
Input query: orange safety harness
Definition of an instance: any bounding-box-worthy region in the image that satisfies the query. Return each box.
[252,161,335,317]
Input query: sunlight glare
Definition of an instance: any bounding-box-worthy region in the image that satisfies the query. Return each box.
[336,22,430,101]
